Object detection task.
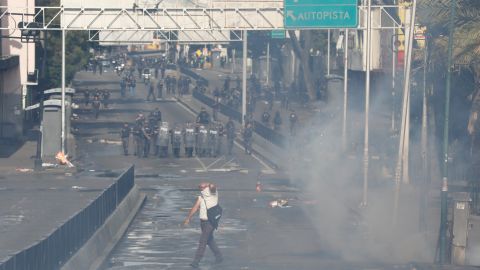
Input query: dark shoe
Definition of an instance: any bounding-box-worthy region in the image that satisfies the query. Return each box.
[190,262,199,268]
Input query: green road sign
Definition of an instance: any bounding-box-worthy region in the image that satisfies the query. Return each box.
[284,0,358,29]
[271,30,286,39]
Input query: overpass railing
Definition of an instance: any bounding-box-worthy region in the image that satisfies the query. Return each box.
[0,166,135,270]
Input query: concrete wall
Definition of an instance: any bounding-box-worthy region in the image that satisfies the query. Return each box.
[61,185,146,270]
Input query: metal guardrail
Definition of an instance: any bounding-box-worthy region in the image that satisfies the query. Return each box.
[180,66,209,87]
[0,166,135,270]
[192,90,287,149]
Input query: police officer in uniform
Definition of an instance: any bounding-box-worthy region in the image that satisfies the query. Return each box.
[120,123,130,155]
[183,122,196,157]
[216,121,225,156]
[208,124,219,157]
[225,118,236,155]
[156,123,170,157]
[262,110,271,127]
[142,124,153,158]
[289,110,298,136]
[243,123,253,155]
[84,89,90,106]
[196,125,209,157]
[92,95,101,119]
[133,123,143,157]
[171,125,183,158]
[196,107,210,125]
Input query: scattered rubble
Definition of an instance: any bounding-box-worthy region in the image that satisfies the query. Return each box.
[15,168,33,173]
[269,199,289,208]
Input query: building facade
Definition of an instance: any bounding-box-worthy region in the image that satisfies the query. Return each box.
[0,0,36,139]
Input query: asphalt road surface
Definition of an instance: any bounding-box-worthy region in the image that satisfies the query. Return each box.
[72,70,330,270]
[71,70,454,270]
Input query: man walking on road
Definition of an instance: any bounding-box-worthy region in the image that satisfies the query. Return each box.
[183,182,223,268]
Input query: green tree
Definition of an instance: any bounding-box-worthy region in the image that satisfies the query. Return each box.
[37,0,91,89]
[419,0,480,134]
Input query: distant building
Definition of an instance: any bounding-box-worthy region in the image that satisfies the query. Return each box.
[0,0,37,140]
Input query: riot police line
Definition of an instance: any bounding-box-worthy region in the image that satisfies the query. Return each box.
[120,108,231,158]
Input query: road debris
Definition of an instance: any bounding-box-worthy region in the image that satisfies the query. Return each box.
[71,185,86,191]
[55,152,74,167]
[42,162,57,168]
[15,168,33,173]
[256,182,262,192]
[269,199,289,208]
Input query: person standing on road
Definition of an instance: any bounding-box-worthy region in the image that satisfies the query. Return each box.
[225,118,236,155]
[120,123,130,156]
[157,78,164,99]
[101,90,110,109]
[142,124,153,158]
[133,123,143,157]
[92,96,101,119]
[183,182,223,268]
[262,110,271,127]
[196,107,210,125]
[243,122,253,155]
[84,89,90,107]
[120,78,127,98]
[289,110,298,136]
[274,110,282,131]
[147,80,156,101]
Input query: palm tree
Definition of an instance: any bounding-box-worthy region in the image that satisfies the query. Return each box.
[419,0,480,132]
[418,0,480,210]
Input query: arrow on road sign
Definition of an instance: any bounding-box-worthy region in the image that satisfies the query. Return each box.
[287,10,296,21]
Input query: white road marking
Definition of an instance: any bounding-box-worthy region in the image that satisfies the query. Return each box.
[205,156,225,170]
[195,156,207,171]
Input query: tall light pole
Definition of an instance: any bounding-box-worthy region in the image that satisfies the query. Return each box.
[362,0,372,207]
[327,29,331,76]
[242,30,247,125]
[393,0,417,225]
[342,29,349,151]
[439,0,456,264]
[61,29,66,153]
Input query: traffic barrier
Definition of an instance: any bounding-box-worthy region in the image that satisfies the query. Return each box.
[0,166,135,270]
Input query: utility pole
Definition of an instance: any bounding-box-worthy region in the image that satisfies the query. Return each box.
[420,39,429,232]
[242,30,247,126]
[61,29,66,154]
[393,0,417,225]
[266,41,270,86]
[362,0,372,207]
[439,0,456,264]
[327,29,331,76]
[343,29,349,151]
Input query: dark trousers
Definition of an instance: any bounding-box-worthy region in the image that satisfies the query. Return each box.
[144,140,150,157]
[147,89,156,101]
[122,137,129,155]
[227,139,234,155]
[193,221,222,264]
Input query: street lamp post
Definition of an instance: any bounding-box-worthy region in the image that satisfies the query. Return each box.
[61,29,66,153]
[439,0,456,264]
[362,0,372,207]
[242,30,247,126]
